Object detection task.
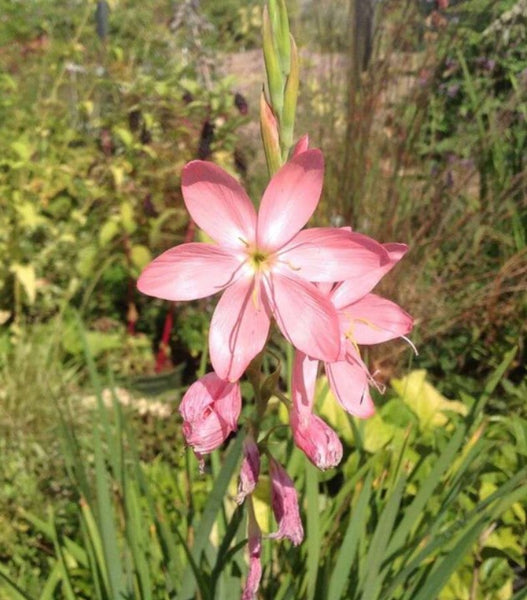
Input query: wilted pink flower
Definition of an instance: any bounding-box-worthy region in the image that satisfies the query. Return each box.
[242,498,262,600]
[294,244,414,420]
[269,458,304,545]
[179,372,241,456]
[236,436,260,504]
[291,351,343,469]
[137,150,389,381]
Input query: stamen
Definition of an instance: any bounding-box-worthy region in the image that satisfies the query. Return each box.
[402,335,419,356]
[284,259,301,272]
[354,316,383,331]
[344,322,361,356]
[369,370,386,394]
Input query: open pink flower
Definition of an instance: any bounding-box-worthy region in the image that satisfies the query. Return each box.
[291,350,343,470]
[179,372,241,456]
[269,458,304,545]
[293,244,414,421]
[137,150,389,381]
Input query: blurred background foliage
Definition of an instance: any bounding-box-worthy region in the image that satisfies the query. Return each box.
[0,0,525,598]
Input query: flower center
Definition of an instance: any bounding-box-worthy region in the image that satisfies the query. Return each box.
[248,248,272,272]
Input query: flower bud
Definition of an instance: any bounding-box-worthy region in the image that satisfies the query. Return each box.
[292,134,309,157]
[179,372,241,456]
[291,410,343,470]
[291,350,342,469]
[281,35,299,153]
[262,5,284,117]
[260,92,282,176]
[269,458,304,546]
[269,0,291,76]
[242,497,262,600]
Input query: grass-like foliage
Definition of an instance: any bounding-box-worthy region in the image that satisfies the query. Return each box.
[1,334,525,599]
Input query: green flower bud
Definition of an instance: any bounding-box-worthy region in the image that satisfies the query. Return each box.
[260,91,283,176]
[263,5,284,118]
[281,35,299,156]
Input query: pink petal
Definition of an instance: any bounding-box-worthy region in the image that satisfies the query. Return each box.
[256,150,324,250]
[279,228,389,282]
[325,359,375,418]
[291,352,342,470]
[269,458,304,545]
[137,243,241,301]
[291,411,343,470]
[264,272,340,362]
[236,436,260,505]
[209,277,271,381]
[384,243,409,262]
[179,373,241,454]
[242,499,263,600]
[182,161,257,248]
[292,351,319,413]
[339,293,413,345]
[330,242,408,308]
[292,134,309,157]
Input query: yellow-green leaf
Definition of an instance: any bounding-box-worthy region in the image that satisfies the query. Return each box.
[130,245,151,271]
[253,476,272,533]
[99,219,120,246]
[120,201,136,234]
[392,370,467,429]
[10,263,37,304]
[361,413,400,454]
[114,126,134,148]
[15,202,46,230]
[11,138,34,161]
[110,165,125,190]
[76,246,98,278]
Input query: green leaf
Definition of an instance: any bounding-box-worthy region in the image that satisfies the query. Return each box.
[0,566,34,600]
[49,510,77,600]
[386,422,467,557]
[92,427,127,599]
[361,474,407,600]
[180,434,243,599]
[328,471,373,600]
[412,516,488,600]
[305,461,321,600]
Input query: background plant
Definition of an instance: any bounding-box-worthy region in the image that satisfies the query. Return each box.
[0,0,526,599]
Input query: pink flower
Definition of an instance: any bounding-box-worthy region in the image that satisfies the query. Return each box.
[179,372,241,456]
[293,244,414,420]
[236,436,260,504]
[269,458,304,545]
[291,350,343,469]
[242,498,262,600]
[292,133,309,157]
[137,150,389,381]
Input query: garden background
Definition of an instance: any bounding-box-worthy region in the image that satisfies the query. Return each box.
[0,0,526,598]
